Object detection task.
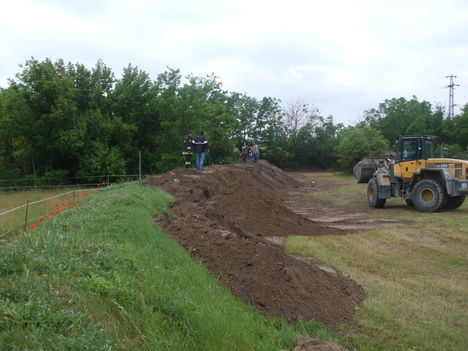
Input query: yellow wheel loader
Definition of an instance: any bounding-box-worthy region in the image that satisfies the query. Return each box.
[366,136,468,212]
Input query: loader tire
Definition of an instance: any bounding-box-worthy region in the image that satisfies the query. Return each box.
[355,167,374,183]
[367,178,386,208]
[444,195,465,210]
[405,199,414,206]
[411,179,447,212]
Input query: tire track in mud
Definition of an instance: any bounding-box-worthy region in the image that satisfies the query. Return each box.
[285,172,407,231]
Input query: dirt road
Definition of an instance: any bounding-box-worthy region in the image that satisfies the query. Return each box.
[285,171,409,230]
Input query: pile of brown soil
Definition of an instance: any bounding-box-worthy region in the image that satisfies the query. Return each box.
[145,161,365,330]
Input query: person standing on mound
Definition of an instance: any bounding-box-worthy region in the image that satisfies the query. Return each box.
[251,143,259,163]
[241,142,250,163]
[193,130,209,170]
[182,130,193,168]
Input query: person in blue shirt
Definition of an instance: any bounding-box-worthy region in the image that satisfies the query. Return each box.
[251,143,259,163]
[193,131,209,170]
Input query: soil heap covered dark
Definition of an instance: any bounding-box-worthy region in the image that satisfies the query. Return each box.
[145,161,365,330]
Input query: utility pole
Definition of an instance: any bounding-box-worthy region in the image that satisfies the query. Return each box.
[446,74,459,119]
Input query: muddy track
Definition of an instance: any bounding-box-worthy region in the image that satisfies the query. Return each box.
[146,162,365,330]
[284,172,408,230]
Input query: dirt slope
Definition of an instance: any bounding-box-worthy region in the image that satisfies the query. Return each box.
[146,161,365,330]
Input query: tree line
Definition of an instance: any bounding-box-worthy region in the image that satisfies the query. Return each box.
[0,58,467,184]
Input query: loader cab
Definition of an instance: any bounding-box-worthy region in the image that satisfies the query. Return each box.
[396,136,435,163]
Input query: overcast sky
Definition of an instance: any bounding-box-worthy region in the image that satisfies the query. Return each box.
[1,0,467,124]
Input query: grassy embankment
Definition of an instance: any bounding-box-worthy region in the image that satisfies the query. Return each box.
[286,173,468,351]
[0,183,338,350]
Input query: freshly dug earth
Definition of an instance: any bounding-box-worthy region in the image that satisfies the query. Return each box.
[146,161,365,330]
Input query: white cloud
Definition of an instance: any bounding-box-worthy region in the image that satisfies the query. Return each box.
[1,0,467,123]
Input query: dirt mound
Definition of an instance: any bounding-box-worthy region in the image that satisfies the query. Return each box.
[145,161,365,330]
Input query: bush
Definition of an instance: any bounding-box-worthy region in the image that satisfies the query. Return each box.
[39,169,70,185]
[336,126,390,170]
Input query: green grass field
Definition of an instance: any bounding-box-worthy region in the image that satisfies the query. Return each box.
[286,173,468,351]
[0,183,340,351]
[0,190,63,234]
[3,175,465,350]
[0,189,99,241]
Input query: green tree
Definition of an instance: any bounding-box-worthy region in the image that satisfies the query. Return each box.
[452,104,468,149]
[0,58,134,179]
[77,142,126,176]
[228,93,259,143]
[0,57,356,181]
[364,97,443,143]
[335,126,390,170]
[442,104,468,159]
[153,70,238,171]
[111,64,157,173]
[1,58,82,177]
[300,116,344,168]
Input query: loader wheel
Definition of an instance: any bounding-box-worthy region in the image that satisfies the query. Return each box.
[367,178,386,208]
[411,179,447,212]
[445,195,465,210]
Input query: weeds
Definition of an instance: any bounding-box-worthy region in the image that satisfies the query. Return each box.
[223,186,237,195]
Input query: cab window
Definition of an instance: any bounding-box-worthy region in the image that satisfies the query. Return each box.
[422,140,435,159]
[402,140,418,161]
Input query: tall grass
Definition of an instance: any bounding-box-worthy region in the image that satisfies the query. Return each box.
[0,183,303,350]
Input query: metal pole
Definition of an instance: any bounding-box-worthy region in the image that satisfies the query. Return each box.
[107,174,110,186]
[73,190,76,203]
[446,74,459,119]
[139,151,142,184]
[24,200,29,232]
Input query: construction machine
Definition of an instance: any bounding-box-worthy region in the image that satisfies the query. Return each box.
[354,156,394,183]
[366,136,468,212]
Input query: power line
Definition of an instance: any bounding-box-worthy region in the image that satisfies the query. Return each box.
[446,74,460,119]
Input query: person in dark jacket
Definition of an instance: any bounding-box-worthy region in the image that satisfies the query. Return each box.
[241,142,250,162]
[182,130,193,168]
[193,130,209,170]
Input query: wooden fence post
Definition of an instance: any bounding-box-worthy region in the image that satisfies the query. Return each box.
[139,151,142,184]
[23,200,29,232]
